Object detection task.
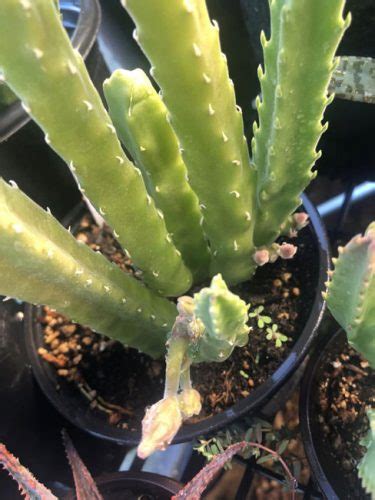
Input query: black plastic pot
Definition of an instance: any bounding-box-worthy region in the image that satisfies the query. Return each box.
[64,471,182,499]
[300,329,370,499]
[24,193,329,446]
[0,0,101,142]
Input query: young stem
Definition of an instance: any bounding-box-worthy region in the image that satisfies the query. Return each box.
[164,336,189,398]
[180,366,193,391]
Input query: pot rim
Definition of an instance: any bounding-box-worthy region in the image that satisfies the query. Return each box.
[25,193,330,446]
[299,328,358,500]
[0,0,101,142]
[64,470,182,499]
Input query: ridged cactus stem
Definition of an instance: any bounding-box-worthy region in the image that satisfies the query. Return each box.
[0,179,178,358]
[252,0,350,246]
[122,0,257,285]
[0,0,192,297]
[325,222,375,368]
[103,69,211,283]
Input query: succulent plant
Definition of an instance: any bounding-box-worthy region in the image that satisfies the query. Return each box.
[0,434,295,500]
[325,222,375,496]
[0,431,102,500]
[358,409,375,498]
[0,443,58,499]
[0,0,348,457]
[325,222,375,368]
[173,440,297,500]
[138,274,250,457]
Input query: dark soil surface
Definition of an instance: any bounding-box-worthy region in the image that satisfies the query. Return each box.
[38,213,318,432]
[314,340,375,498]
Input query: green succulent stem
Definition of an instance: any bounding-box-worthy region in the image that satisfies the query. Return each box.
[0,0,192,297]
[326,222,375,368]
[103,68,211,283]
[252,0,350,246]
[358,409,375,497]
[122,0,257,285]
[180,365,193,391]
[0,179,177,358]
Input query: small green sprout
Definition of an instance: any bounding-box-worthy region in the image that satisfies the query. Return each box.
[266,324,289,348]
[249,305,272,329]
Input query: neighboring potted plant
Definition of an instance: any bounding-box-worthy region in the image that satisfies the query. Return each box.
[0,0,348,457]
[0,432,182,499]
[0,432,295,500]
[300,222,375,498]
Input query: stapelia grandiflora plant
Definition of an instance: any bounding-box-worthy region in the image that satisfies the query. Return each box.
[0,0,349,457]
[325,221,375,497]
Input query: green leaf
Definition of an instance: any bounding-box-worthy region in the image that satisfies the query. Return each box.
[257,453,274,464]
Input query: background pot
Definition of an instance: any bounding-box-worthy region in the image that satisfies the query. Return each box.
[25,193,329,446]
[300,328,371,499]
[64,471,182,499]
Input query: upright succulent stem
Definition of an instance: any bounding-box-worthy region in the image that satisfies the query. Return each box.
[103,69,211,283]
[0,179,177,358]
[326,222,375,368]
[122,0,257,285]
[252,0,350,246]
[0,0,192,297]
